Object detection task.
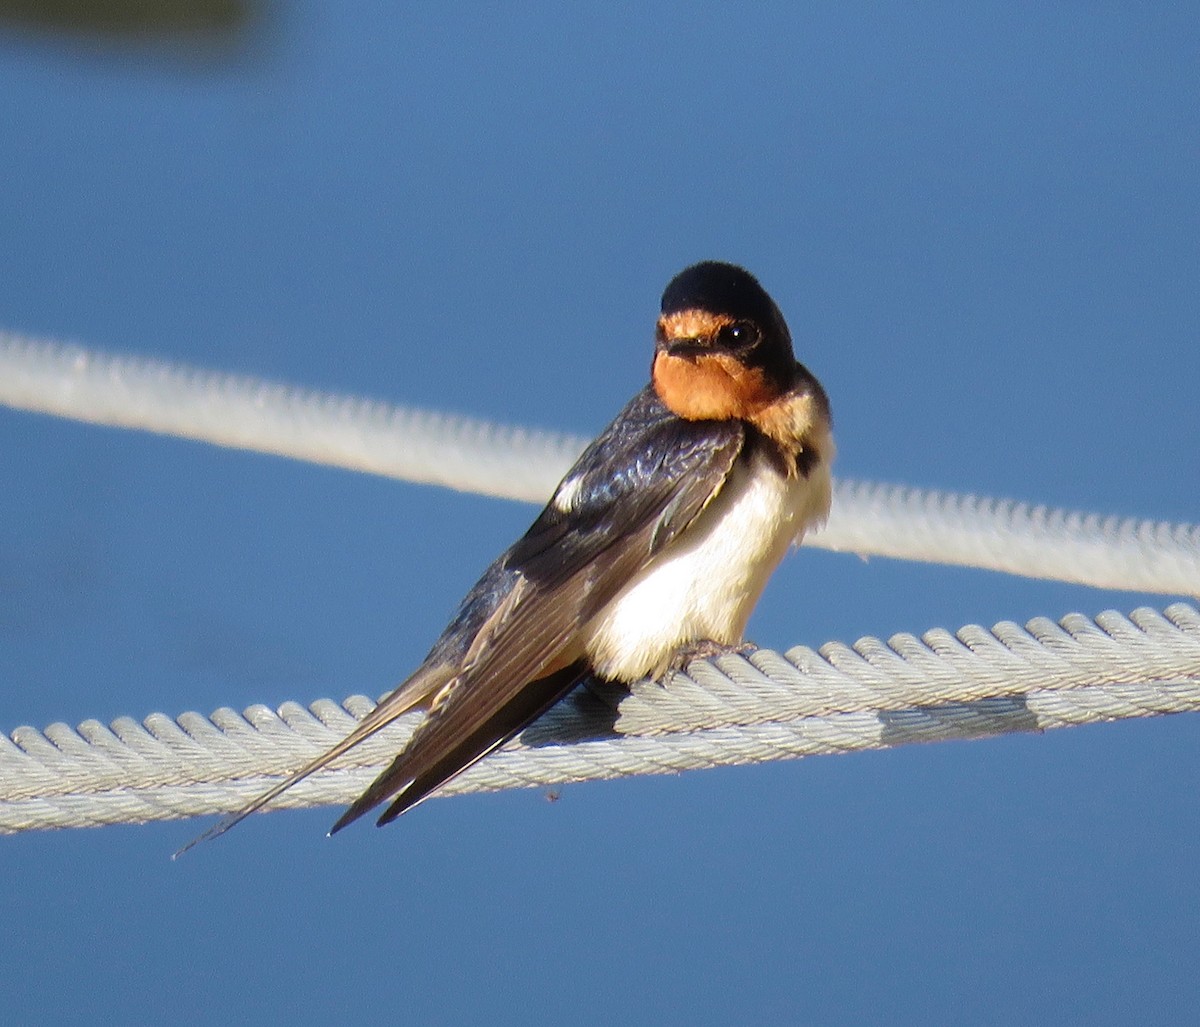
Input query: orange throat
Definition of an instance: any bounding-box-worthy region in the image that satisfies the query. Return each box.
[651,350,777,422]
[652,351,831,476]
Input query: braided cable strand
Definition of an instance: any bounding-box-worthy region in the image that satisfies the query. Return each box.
[826,479,1200,596]
[1,332,1197,595]
[2,604,1198,835]
[0,332,581,504]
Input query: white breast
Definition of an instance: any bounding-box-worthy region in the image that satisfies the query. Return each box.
[581,449,831,681]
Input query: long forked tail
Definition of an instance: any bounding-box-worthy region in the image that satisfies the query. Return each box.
[171,663,452,858]
[327,659,591,835]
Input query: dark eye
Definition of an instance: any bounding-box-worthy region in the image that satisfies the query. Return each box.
[716,321,759,349]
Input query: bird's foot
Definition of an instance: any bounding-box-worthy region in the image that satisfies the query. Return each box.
[665,638,758,674]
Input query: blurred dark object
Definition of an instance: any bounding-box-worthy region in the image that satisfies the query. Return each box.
[0,0,258,40]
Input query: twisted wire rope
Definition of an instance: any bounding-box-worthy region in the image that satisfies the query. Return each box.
[2,331,1197,595]
[2,604,1198,835]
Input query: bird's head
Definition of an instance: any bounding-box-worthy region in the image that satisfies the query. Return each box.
[652,261,796,422]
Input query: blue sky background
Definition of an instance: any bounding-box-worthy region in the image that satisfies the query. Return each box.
[1,4,1198,1024]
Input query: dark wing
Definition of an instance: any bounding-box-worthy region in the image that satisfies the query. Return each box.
[176,388,744,853]
[331,388,746,830]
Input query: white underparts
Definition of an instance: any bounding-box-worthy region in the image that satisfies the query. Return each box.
[581,449,832,681]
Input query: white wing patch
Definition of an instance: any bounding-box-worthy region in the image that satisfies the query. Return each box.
[551,471,586,514]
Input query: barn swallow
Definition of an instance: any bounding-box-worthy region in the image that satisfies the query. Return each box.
[178,260,833,853]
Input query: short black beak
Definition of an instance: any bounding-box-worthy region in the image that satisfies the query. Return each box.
[662,339,708,360]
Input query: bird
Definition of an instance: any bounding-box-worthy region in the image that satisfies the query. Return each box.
[177,260,833,854]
